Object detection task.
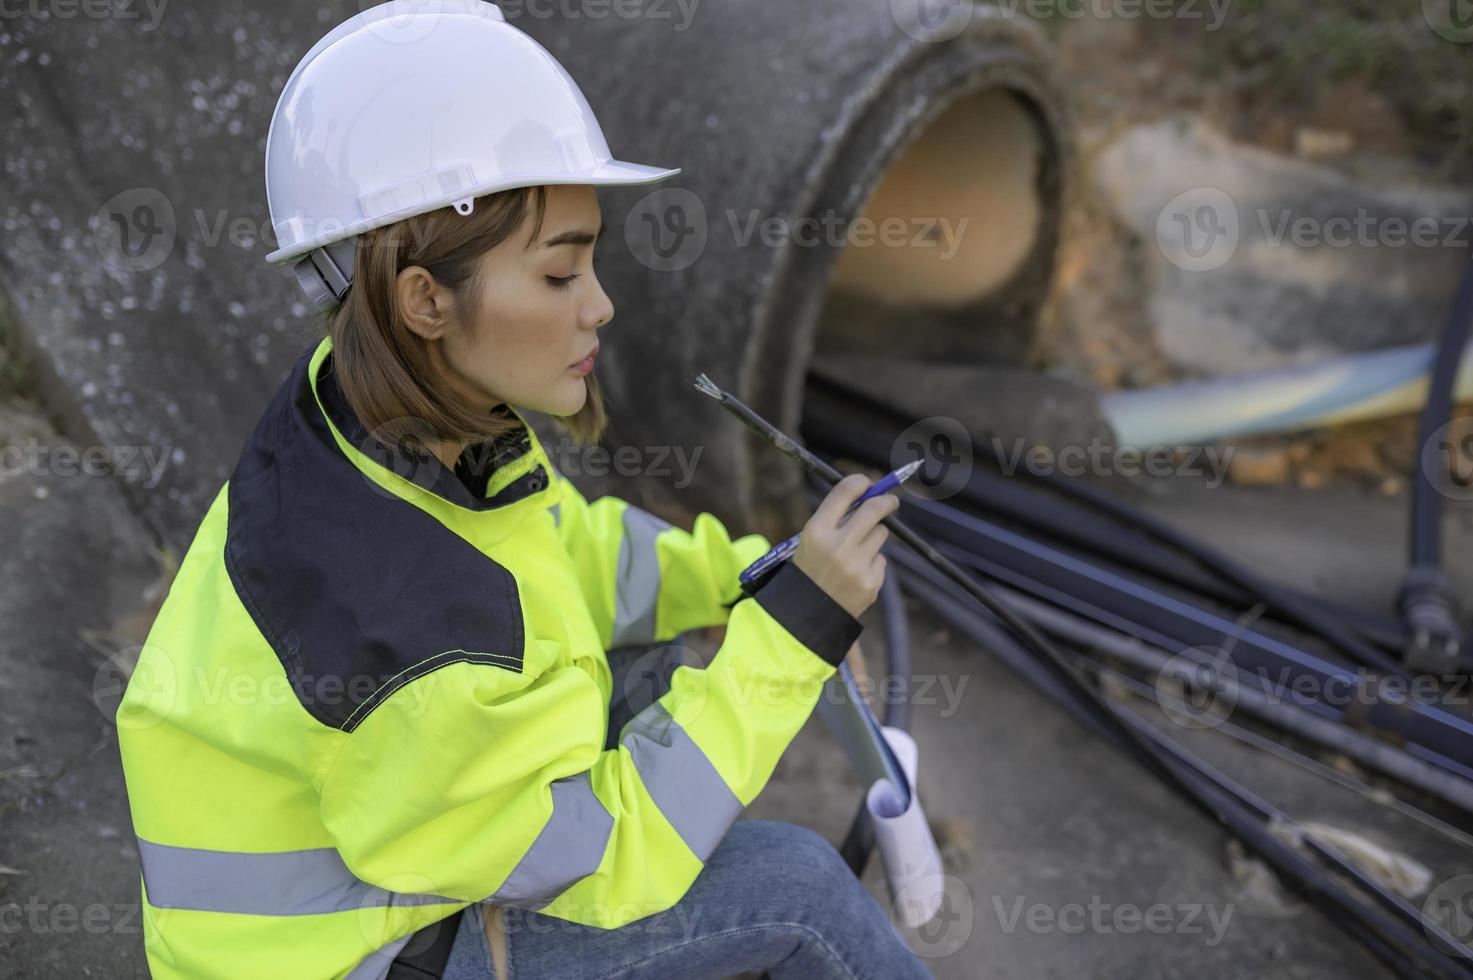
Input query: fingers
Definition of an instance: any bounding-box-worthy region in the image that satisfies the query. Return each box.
[855,519,890,561]
[866,552,888,592]
[811,473,872,532]
[838,492,899,541]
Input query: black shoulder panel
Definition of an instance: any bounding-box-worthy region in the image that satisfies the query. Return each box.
[223,343,526,733]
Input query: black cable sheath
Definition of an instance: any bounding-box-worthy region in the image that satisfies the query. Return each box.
[1411,254,1473,568]
[700,377,1468,975]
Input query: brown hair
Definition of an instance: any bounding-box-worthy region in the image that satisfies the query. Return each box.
[326,184,607,456]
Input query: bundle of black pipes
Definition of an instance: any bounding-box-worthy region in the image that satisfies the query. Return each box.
[796,373,1473,978]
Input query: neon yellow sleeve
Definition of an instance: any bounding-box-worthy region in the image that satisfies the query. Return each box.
[317,562,861,930]
[549,469,774,648]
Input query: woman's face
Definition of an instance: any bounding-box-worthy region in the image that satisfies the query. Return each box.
[422,184,614,420]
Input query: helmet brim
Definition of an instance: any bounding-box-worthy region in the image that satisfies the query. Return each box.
[569,160,682,186]
[265,161,681,265]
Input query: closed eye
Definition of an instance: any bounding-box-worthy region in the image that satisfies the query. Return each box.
[547,274,581,289]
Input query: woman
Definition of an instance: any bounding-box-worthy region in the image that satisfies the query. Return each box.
[117,3,932,978]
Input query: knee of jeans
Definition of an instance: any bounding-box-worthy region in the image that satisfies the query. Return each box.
[724,821,856,899]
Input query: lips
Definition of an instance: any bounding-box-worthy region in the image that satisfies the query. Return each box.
[571,342,600,368]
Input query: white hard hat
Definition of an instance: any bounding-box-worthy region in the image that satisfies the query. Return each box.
[263,0,681,309]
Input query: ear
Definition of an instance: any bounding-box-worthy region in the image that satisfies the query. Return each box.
[396,265,456,340]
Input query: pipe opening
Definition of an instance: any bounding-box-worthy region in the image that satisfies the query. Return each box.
[812,87,1049,369]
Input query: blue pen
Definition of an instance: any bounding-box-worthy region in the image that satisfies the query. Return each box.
[739,459,924,590]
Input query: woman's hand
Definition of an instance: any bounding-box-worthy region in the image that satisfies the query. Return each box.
[791,473,898,620]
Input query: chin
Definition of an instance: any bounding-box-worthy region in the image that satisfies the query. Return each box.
[530,377,589,419]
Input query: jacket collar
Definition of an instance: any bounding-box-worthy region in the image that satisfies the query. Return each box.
[302,336,561,521]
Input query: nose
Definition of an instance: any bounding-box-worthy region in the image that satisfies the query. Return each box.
[584,275,615,330]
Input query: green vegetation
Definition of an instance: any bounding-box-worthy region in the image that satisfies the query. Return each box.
[0,291,35,403]
[1186,0,1473,174]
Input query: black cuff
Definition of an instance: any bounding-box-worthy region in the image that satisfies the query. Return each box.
[751,561,863,667]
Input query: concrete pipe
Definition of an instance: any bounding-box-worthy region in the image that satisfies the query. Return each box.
[516,0,1071,538]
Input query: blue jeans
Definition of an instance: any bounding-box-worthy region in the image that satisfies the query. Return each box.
[440,642,933,980]
[441,819,933,980]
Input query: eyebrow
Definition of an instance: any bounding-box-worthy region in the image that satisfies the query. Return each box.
[542,220,606,249]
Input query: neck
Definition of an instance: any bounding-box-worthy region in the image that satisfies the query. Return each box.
[428,438,467,472]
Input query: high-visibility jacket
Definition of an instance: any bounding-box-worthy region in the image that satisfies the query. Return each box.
[116,335,862,979]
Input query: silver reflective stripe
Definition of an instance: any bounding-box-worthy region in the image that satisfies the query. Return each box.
[619,700,743,862]
[136,838,460,915]
[610,505,671,647]
[548,502,561,527]
[491,770,612,909]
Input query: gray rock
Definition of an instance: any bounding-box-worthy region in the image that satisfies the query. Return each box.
[0,460,159,977]
[0,4,335,548]
[1095,117,1473,376]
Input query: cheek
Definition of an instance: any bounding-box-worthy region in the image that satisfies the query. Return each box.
[493,313,575,383]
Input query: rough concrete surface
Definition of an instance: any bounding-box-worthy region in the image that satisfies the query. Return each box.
[0,455,160,978]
